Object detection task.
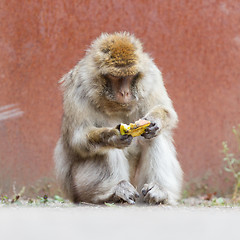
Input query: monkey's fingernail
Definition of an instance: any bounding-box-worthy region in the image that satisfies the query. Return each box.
[128,199,135,204]
[135,192,140,198]
[142,189,147,196]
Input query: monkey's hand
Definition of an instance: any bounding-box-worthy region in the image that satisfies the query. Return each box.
[141,105,178,139]
[141,107,168,139]
[108,133,133,149]
[118,119,151,137]
[112,180,139,204]
[88,128,133,151]
[141,122,159,139]
[142,183,168,204]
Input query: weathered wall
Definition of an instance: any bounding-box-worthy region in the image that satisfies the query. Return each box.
[0,0,240,195]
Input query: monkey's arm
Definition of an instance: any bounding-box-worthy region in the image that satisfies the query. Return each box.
[67,124,133,156]
[87,127,133,150]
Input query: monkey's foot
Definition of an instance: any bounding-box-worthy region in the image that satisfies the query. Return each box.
[142,183,168,205]
[112,180,139,204]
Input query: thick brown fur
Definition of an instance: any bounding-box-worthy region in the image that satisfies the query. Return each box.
[54,32,183,205]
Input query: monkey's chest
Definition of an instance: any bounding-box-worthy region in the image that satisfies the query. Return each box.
[97,107,142,128]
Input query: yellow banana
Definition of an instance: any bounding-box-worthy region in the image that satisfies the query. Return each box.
[119,119,151,137]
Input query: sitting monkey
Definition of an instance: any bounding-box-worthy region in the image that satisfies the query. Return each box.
[54,32,183,205]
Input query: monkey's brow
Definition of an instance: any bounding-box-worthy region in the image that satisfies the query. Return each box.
[133,72,140,78]
[102,74,120,81]
[105,73,139,80]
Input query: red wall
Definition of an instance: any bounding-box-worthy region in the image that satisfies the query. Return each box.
[1,0,240,195]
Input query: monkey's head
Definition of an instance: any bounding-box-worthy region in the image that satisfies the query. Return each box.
[87,32,146,110]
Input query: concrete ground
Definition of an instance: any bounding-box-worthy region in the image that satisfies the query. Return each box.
[1,205,240,240]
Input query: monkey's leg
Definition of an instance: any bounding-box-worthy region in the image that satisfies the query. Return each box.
[72,149,139,204]
[137,133,183,205]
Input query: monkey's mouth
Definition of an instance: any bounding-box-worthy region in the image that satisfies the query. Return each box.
[115,97,133,105]
[101,97,136,113]
[112,96,137,106]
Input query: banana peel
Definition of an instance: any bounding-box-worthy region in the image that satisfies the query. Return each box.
[119,119,151,137]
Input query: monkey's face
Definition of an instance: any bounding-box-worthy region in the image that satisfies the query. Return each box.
[91,33,144,112]
[102,73,139,104]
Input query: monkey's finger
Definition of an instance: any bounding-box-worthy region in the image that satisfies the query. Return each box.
[143,192,151,203]
[102,129,119,140]
[130,187,140,199]
[143,122,156,131]
[147,191,167,205]
[134,192,140,198]
[109,128,120,136]
[146,124,159,133]
[117,191,136,204]
[120,134,133,145]
[142,189,147,196]
[127,193,137,204]
[125,182,139,199]
[115,124,121,130]
[120,134,131,140]
[149,195,161,205]
[142,183,154,196]
[142,184,148,196]
[126,198,135,205]
[143,184,168,204]
[128,190,139,200]
[141,125,159,139]
[124,189,138,202]
[141,132,157,139]
[148,122,156,128]
[115,180,139,204]
[143,188,157,203]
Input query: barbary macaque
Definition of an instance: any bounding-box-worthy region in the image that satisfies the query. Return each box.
[54,32,183,205]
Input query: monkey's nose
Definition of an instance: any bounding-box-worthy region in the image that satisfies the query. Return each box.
[119,90,129,97]
[117,91,131,103]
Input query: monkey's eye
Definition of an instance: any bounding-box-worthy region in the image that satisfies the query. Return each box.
[133,72,141,80]
[131,72,141,86]
[102,74,110,82]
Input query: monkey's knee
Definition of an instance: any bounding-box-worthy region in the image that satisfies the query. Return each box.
[70,180,112,204]
[71,179,139,205]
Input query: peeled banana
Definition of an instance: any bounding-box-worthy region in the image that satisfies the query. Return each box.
[119,119,151,137]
